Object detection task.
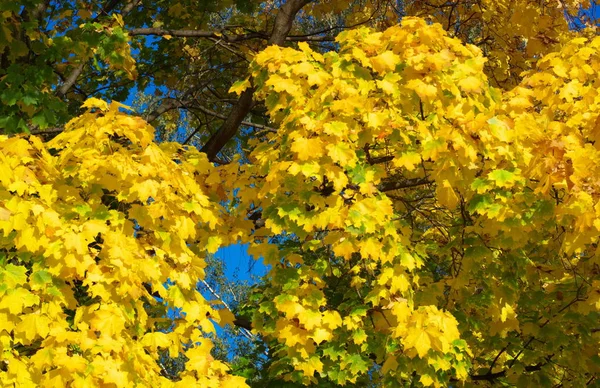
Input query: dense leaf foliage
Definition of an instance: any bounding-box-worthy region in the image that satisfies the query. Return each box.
[0,100,247,386]
[1,1,600,387]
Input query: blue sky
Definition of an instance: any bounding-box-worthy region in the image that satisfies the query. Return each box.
[215,243,268,281]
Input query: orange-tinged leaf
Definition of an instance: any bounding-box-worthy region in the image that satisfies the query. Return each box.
[216,308,236,327]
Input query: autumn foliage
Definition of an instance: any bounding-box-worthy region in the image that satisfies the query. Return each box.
[1,1,600,387]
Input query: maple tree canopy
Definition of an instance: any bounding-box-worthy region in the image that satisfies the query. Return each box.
[2,0,600,387]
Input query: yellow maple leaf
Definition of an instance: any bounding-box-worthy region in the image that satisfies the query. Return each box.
[393,151,421,171]
[63,231,89,255]
[276,319,308,347]
[229,77,251,95]
[403,327,431,358]
[167,285,187,308]
[420,374,435,386]
[299,309,321,330]
[291,137,324,161]
[0,288,39,314]
[310,327,332,344]
[551,59,569,78]
[406,79,438,101]
[92,356,129,386]
[30,347,54,370]
[89,304,126,337]
[15,313,51,342]
[391,273,410,294]
[458,76,482,93]
[328,142,357,167]
[333,239,355,260]
[352,328,368,345]
[0,206,10,221]
[141,332,171,349]
[82,98,109,111]
[297,356,324,377]
[322,310,342,330]
[370,51,401,74]
[221,375,249,388]
[206,235,222,254]
[265,74,301,95]
[500,303,516,322]
[132,179,160,202]
[436,179,459,208]
[1,264,28,288]
[185,342,214,374]
[359,237,382,260]
[276,299,305,318]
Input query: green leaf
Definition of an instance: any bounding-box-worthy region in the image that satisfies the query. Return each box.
[468,194,492,213]
[74,203,92,216]
[2,264,28,287]
[470,178,491,193]
[488,169,519,188]
[343,353,370,375]
[31,270,53,286]
[31,112,47,128]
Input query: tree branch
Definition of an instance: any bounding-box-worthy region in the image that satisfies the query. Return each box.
[129,28,266,42]
[377,176,433,192]
[129,27,334,42]
[233,316,252,331]
[57,0,139,97]
[30,127,64,136]
[57,63,85,97]
[198,278,254,339]
[145,98,276,133]
[470,360,548,381]
[200,0,313,162]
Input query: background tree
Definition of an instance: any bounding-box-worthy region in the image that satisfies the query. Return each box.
[1,0,600,387]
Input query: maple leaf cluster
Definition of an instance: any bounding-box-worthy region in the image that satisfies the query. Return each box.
[1,9,600,388]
